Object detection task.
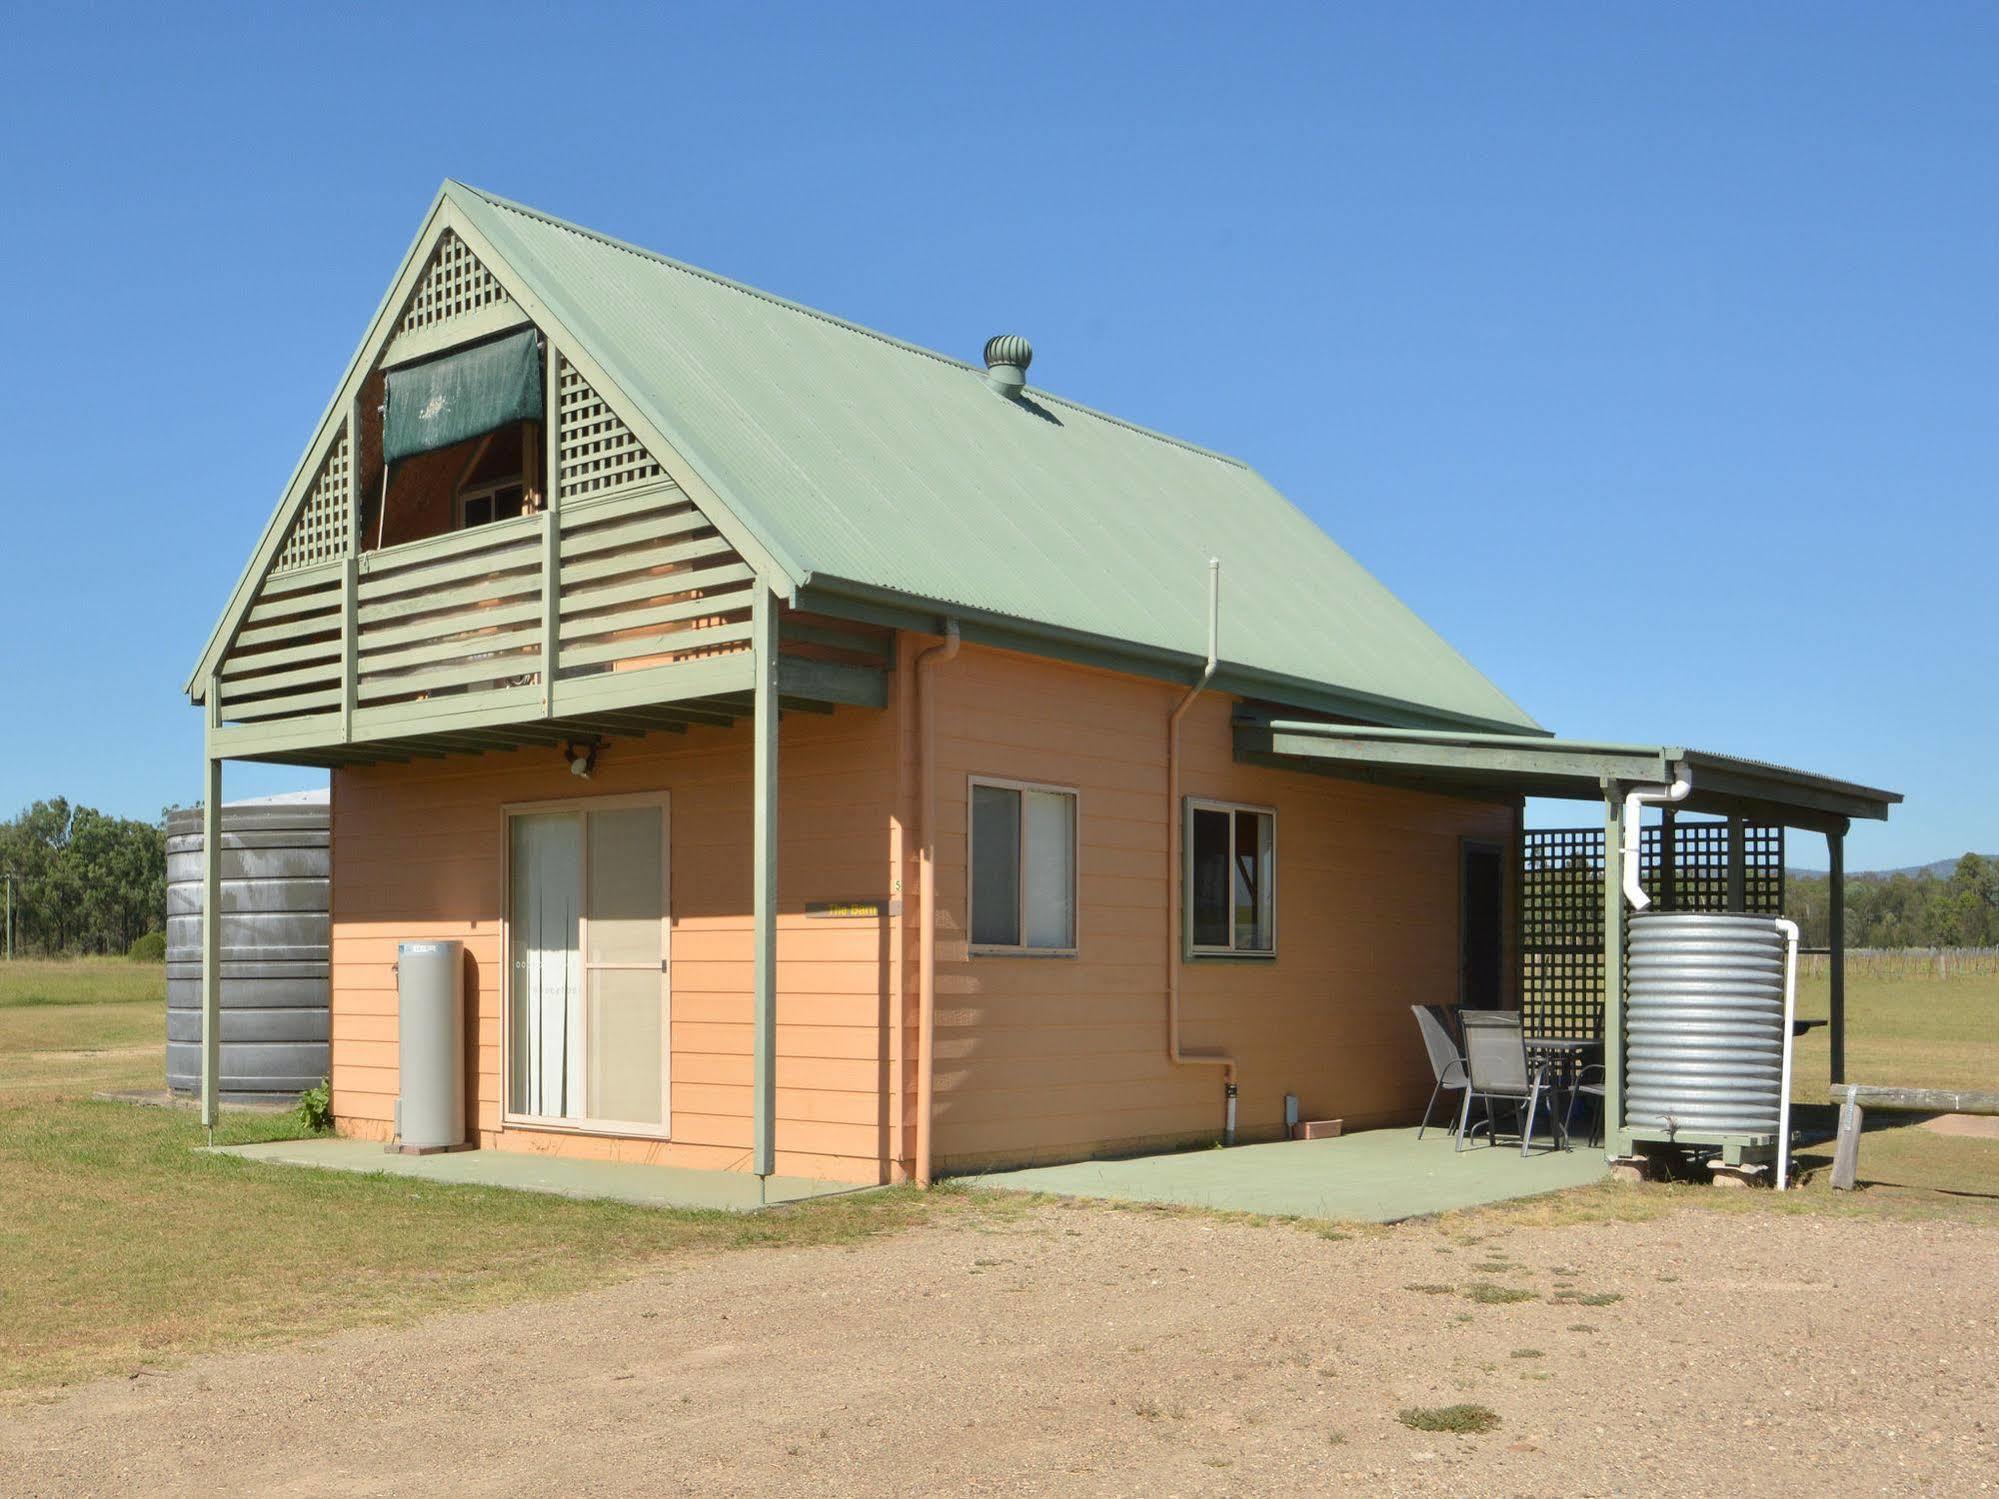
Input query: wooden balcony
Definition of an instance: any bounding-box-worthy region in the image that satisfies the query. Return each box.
[205,482,889,768]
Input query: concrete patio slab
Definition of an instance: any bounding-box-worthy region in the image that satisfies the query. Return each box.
[966,1126,1609,1223]
[207,1137,870,1212]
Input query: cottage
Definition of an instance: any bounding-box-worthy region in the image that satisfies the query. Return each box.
[187,183,1897,1188]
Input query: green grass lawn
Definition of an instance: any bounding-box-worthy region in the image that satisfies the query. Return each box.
[0,958,955,1393]
[1790,971,1999,1094]
[0,955,166,1009]
[0,956,1991,1395]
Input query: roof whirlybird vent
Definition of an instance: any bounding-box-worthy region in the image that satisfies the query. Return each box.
[982,334,1032,398]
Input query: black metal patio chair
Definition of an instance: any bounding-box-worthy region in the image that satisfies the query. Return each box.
[1456,1010,1568,1156]
[1410,1004,1469,1141]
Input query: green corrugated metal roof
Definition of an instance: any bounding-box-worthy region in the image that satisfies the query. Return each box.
[1239,720,1901,823]
[447,183,1541,734]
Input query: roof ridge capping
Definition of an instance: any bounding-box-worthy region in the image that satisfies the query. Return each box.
[443,180,1252,470]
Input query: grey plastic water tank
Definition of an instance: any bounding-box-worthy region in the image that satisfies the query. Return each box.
[1625,911,1787,1135]
[396,940,465,1149]
[165,792,329,1101]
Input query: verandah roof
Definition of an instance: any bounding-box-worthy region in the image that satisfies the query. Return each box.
[1232,719,1901,832]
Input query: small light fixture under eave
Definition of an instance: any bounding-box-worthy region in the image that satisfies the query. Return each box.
[982,333,1032,399]
[564,740,599,779]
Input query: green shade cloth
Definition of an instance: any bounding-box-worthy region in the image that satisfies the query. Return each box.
[383,328,542,463]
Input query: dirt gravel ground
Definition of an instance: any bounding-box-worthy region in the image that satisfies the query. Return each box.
[3,1197,1996,1498]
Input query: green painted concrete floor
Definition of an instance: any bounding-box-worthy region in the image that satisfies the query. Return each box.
[209,1128,1605,1222]
[208,1138,867,1213]
[966,1127,1609,1223]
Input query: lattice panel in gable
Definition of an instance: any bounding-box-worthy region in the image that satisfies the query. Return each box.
[271,427,352,574]
[558,356,665,498]
[401,230,508,333]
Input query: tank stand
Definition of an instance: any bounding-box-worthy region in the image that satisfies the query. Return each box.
[1707,1160,1771,1189]
[1611,1140,1782,1187]
[386,1141,476,1157]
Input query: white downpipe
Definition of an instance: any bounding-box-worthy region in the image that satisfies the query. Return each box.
[1774,917,1800,1191]
[1620,771,1693,911]
[1165,559,1236,1143]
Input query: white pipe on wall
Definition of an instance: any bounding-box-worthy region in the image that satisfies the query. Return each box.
[1774,917,1800,1191]
[1165,560,1237,1142]
[1620,770,1693,911]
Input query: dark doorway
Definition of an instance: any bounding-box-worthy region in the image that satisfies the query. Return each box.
[1460,840,1504,1010]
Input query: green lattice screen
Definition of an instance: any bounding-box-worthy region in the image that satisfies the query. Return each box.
[1520,819,1786,1039]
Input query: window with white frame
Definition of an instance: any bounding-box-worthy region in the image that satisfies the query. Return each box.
[1186,800,1276,955]
[454,420,535,531]
[969,778,1078,953]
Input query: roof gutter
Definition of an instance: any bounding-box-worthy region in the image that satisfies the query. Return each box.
[796,575,1549,739]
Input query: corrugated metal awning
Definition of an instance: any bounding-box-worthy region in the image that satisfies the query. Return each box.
[1233,718,1901,832]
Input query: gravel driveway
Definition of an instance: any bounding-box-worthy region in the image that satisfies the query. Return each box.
[4,1198,1994,1497]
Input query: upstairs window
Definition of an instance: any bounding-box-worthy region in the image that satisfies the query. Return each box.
[458,477,528,529]
[1187,800,1276,956]
[455,422,532,530]
[969,778,1078,954]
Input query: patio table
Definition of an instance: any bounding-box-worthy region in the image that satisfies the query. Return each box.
[1526,1036,1601,1076]
[1527,1037,1603,1139]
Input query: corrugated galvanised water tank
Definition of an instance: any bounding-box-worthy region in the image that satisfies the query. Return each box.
[1625,911,1786,1135]
[165,792,330,1100]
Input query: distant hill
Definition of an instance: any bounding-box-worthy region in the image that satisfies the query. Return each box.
[1781,852,1996,947]
[1787,855,1996,881]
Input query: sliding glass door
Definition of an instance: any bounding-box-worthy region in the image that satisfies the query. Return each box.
[506,796,669,1135]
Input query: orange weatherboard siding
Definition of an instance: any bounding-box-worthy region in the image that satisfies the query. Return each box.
[917,644,1512,1172]
[330,694,905,1183]
[328,639,1514,1183]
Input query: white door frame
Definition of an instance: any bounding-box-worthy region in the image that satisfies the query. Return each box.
[499,790,672,1139]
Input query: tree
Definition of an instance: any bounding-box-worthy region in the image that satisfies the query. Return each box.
[0,800,168,956]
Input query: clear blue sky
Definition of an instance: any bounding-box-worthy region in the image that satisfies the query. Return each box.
[1,4,1991,870]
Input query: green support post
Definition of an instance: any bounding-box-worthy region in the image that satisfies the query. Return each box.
[1726,814,1746,912]
[340,554,358,743]
[1659,805,1677,912]
[342,394,361,742]
[1602,785,1627,1157]
[200,733,223,1135]
[1829,828,1847,1085]
[540,337,561,717]
[751,584,779,1186]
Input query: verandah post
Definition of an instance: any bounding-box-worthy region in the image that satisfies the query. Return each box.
[1726,814,1747,912]
[540,337,562,717]
[751,583,779,1185]
[1602,784,1626,1157]
[201,685,224,1134]
[1829,824,1848,1086]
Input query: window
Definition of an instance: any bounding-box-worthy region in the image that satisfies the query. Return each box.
[1186,799,1276,956]
[969,778,1078,953]
[458,478,527,529]
[454,421,536,531]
